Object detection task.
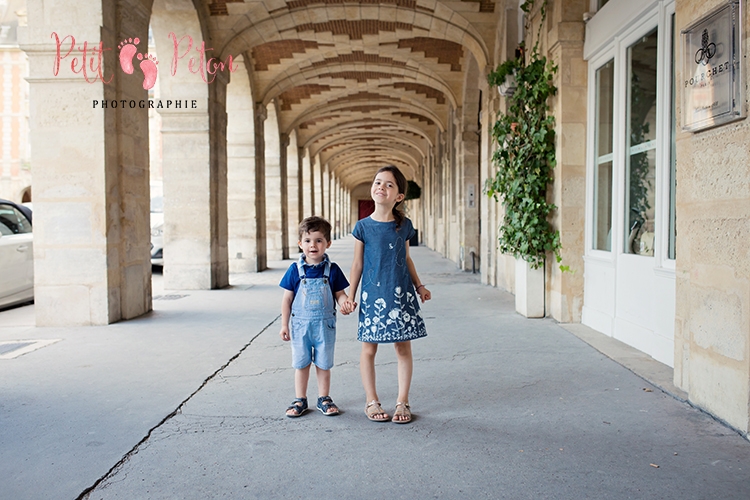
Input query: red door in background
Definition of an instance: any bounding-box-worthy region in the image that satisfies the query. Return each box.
[358,200,374,220]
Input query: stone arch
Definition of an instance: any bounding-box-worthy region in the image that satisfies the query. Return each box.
[20,186,31,203]
[218,7,490,73]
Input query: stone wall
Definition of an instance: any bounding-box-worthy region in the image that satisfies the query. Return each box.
[673,0,750,433]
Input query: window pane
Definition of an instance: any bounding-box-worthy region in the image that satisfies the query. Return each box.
[593,61,614,251]
[625,30,658,256]
[14,208,32,234]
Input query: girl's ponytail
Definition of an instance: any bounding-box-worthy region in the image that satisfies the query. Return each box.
[376,165,407,229]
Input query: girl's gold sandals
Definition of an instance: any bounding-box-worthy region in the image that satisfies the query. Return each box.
[392,402,412,424]
[365,400,390,422]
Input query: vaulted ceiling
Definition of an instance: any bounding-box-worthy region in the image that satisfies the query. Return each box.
[206,0,499,188]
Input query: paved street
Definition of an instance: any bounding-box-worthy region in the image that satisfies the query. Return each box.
[1,237,749,500]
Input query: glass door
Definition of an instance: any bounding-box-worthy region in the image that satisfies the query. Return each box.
[624,29,658,256]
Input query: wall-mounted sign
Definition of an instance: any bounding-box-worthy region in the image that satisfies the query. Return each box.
[681,1,744,132]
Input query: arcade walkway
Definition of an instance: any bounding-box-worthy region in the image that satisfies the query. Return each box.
[1,237,748,499]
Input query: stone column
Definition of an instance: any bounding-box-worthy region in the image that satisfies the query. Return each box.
[322,164,331,219]
[313,155,322,215]
[459,59,482,272]
[278,132,290,259]
[284,131,300,255]
[301,149,312,217]
[227,57,257,273]
[254,102,268,271]
[332,177,340,238]
[546,0,586,322]
[208,81,229,288]
[480,79,498,287]
[20,0,152,325]
[151,1,226,290]
[264,102,283,261]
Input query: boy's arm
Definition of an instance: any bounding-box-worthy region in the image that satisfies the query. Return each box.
[348,239,364,303]
[405,242,431,303]
[334,289,352,315]
[279,289,294,341]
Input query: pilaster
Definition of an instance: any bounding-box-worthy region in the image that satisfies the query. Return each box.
[20,0,152,325]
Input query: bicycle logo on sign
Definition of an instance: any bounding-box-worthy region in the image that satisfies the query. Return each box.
[695,28,717,65]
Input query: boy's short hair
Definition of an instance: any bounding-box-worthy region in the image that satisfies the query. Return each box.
[298,216,332,241]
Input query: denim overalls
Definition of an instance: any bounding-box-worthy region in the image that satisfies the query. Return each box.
[290,254,337,370]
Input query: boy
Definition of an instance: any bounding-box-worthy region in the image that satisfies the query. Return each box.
[279,216,355,417]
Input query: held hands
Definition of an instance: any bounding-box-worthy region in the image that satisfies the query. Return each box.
[339,298,358,315]
[279,325,291,342]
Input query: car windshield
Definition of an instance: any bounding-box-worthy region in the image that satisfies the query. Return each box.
[151,196,163,213]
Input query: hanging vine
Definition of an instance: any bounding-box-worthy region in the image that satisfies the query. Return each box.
[485,0,566,271]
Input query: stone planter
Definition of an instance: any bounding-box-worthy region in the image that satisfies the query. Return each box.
[515,257,545,318]
[498,74,517,97]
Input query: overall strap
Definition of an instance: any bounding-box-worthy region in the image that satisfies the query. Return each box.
[296,254,307,279]
[323,254,331,279]
[296,254,331,280]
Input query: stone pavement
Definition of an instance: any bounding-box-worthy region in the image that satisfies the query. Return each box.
[1,237,749,500]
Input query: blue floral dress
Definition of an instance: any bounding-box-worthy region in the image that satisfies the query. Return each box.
[352,216,427,343]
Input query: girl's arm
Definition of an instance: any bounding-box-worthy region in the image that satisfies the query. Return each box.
[348,239,364,303]
[405,242,431,303]
[279,289,295,340]
[334,289,353,314]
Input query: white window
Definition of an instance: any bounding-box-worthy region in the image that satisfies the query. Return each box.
[586,2,676,265]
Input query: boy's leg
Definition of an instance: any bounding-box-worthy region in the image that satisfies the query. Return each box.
[294,364,311,399]
[286,365,311,417]
[315,366,331,397]
[393,341,413,422]
[314,367,339,415]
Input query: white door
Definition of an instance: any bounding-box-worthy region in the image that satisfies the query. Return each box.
[583,7,677,367]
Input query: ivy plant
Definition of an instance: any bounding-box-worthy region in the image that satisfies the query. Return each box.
[485,0,566,271]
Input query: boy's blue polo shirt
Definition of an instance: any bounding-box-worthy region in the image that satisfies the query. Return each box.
[279,256,350,296]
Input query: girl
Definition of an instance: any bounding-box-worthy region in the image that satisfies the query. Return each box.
[348,165,431,424]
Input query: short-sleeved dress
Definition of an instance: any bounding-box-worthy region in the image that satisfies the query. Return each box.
[352,216,427,343]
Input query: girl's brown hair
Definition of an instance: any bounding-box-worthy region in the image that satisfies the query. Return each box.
[375,165,407,229]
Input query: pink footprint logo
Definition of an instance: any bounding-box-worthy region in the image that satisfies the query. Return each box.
[117,37,159,90]
[117,37,140,74]
[137,53,159,90]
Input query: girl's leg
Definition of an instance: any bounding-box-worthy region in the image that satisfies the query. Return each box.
[393,341,413,422]
[360,342,389,420]
[360,342,379,401]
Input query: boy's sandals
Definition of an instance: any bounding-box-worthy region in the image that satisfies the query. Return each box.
[392,402,412,424]
[286,397,309,418]
[317,396,340,416]
[365,400,390,422]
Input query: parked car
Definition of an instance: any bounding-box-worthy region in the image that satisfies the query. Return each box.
[0,199,33,309]
[150,195,164,266]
